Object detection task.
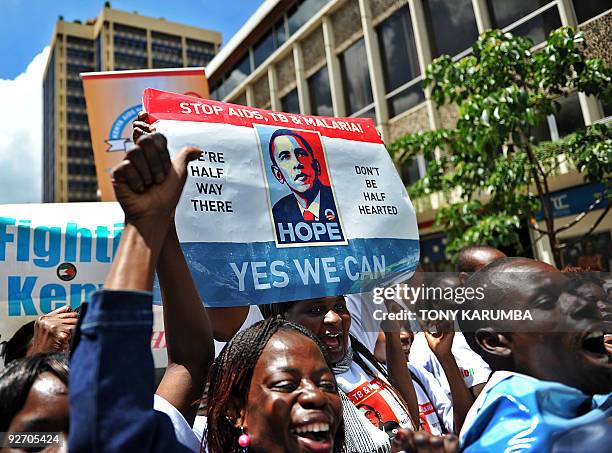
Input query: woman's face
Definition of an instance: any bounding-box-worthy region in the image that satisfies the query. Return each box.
[8,372,69,451]
[243,330,342,453]
[284,297,351,365]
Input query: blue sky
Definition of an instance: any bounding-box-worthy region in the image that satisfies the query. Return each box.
[0,0,260,79]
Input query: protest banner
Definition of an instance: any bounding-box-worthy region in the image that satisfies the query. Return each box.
[82,68,209,201]
[143,88,420,307]
[0,203,167,369]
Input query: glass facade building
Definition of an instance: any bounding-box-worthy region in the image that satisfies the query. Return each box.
[42,7,221,202]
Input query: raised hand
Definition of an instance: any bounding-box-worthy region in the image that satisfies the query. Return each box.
[391,430,459,453]
[111,133,201,225]
[133,110,156,143]
[28,305,79,355]
[424,329,455,358]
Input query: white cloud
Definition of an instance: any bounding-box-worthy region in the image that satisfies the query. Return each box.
[0,47,50,204]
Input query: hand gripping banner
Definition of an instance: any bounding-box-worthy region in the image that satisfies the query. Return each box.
[143,89,420,307]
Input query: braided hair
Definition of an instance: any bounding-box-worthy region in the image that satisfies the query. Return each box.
[204,317,345,453]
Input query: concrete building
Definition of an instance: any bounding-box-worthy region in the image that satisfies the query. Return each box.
[43,5,221,202]
[206,0,612,269]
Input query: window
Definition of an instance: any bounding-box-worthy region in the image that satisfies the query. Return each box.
[217,54,251,99]
[487,0,553,29]
[308,66,333,116]
[422,0,478,57]
[287,0,330,34]
[377,6,424,117]
[553,93,584,138]
[253,31,275,67]
[401,157,421,185]
[388,84,425,118]
[531,93,584,142]
[509,5,561,45]
[339,38,373,115]
[601,98,612,119]
[274,18,288,49]
[281,88,300,114]
[572,0,611,24]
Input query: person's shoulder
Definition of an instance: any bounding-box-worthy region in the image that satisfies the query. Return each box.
[272,193,297,215]
[319,184,335,203]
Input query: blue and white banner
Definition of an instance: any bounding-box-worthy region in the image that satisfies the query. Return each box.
[145,89,420,307]
[0,203,167,367]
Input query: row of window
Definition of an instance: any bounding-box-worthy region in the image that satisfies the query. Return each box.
[66,63,94,75]
[67,179,98,199]
[67,96,86,108]
[67,36,93,47]
[67,112,88,124]
[67,130,91,142]
[114,52,148,68]
[114,36,147,51]
[187,38,216,57]
[68,146,94,160]
[211,0,331,99]
[152,31,182,46]
[67,48,94,63]
[186,49,214,66]
[219,0,610,116]
[113,23,147,38]
[68,163,97,176]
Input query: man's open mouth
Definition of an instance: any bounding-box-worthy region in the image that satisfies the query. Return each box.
[321,332,342,350]
[290,421,333,453]
[295,173,309,181]
[579,330,612,365]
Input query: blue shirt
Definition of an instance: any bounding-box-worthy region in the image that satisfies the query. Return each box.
[69,289,193,453]
[460,371,612,452]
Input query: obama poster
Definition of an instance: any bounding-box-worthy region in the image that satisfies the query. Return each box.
[256,126,346,246]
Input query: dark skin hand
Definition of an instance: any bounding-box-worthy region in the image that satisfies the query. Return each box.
[155,222,214,425]
[423,330,474,433]
[28,305,79,355]
[391,429,459,453]
[107,132,201,292]
[115,127,214,424]
[132,111,252,345]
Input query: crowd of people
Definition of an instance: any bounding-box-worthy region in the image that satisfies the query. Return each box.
[0,125,611,452]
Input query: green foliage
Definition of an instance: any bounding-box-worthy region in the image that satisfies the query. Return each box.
[390,27,612,263]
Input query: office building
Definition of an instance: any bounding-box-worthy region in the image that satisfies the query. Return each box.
[43,5,221,202]
[206,0,611,268]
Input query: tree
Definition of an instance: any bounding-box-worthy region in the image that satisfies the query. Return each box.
[389,27,611,267]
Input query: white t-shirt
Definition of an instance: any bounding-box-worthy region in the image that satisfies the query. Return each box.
[335,354,412,436]
[213,305,263,357]
[192,416,207,445]
[153,394,203,452]
[409,363,454,435]
[409,332,491,399]
[346,292,383,353]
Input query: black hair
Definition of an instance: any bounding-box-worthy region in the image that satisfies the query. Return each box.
[205,317,344,453]
[1,321,35,366]
[0,352,69,432]
[456,245,506,273]
[268,129,315,166]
